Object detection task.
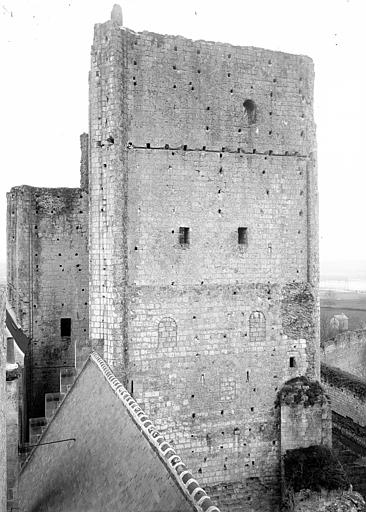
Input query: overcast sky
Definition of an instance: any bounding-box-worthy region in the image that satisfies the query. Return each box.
[1,0,365,273]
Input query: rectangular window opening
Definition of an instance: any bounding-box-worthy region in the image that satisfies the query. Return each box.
[238,227,248,245]
[179,227,190,245]
[289,356,296,368]
[60,318,71,337]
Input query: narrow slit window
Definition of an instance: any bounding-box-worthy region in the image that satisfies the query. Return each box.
[289,357,296,368]
[238,227,248,245]
[179,227,190,245]
[60,318,71,337]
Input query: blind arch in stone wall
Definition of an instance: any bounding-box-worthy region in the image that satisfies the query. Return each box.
[249,311,266,343]
[158,317,177,347]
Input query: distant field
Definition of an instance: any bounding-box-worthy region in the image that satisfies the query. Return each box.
[322,306,366,330]
[320,288,366,341]
[320,289,366,309]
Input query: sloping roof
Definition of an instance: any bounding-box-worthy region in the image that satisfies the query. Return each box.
[6,305,29,354]
[332,313,348,320]
[19,351,221,512]
[91,352,220,512]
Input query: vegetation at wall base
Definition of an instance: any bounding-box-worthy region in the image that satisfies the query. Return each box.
[284,445,349,493]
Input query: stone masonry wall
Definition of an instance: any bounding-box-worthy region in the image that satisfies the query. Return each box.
[6,377,19,511]
[7,188,33,338]
[88,14,318,511]
[89,20,129,372]
[321,330,366,381]
[79,133,89,192]
[0,286,6,512]
[127,283,318,512]
[280,378,332,455]
[7,187,89,419]
[321,363,366,428]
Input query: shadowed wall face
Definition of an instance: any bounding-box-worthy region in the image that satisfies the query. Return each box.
[321,364,366,428]
[7,186,89,419]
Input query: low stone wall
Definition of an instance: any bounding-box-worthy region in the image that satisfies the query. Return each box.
[321,363,366,428]
[322,330,366,380]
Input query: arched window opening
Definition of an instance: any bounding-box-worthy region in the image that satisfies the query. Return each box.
[243,99,257,125]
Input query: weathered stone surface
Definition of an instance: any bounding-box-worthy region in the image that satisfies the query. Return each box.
[7,186,90,419]
[280,379,332,457]
[87,15,319,511]
[322,330,366,381]
[321,364,366,428]
[79,133,89,192]
[7,7,322,511]
[6,375,20,512]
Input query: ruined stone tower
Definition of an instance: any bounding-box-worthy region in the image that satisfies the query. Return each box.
[87,6,319,510]
[7,137,90,422]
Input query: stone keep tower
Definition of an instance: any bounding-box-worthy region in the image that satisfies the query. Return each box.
[88,7,319,510]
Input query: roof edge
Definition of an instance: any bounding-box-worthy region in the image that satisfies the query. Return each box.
[90,351,221,512]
